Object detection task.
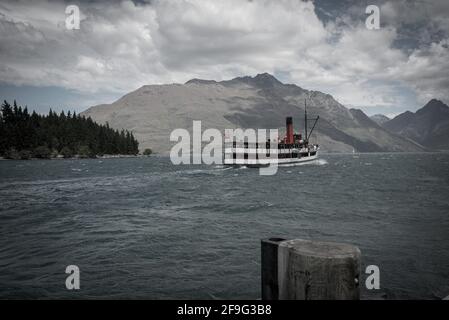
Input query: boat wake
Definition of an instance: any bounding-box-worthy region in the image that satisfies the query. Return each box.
[182,166,233,176]
[280,158,328,167]
[213,165,233,171]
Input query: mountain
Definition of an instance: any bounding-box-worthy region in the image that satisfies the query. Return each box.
[370,114,390,125]
[382,99,449,150]
[82,73,424,154]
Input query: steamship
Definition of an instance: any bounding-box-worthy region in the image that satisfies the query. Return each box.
[224,102,320,167]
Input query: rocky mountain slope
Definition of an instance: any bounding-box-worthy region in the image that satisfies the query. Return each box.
[82,73,424,154]
[370,114,390,125]
[382,99,449,150]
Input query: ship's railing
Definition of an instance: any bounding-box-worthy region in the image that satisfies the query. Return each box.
[224,145,316,154]
[225,146,296,152]
[224,141,306,149]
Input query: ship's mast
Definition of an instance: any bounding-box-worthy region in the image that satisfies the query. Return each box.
[303,98,320,145]
[304,99,308,143]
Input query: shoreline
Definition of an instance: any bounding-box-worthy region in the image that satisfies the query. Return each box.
[0,154,148,161]
[1,150,448,161]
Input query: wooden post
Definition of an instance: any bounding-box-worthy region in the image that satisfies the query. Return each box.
[261,238,361,300]
[261,237,286,300]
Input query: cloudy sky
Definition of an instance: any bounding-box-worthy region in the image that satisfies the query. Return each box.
[0,0,448,117]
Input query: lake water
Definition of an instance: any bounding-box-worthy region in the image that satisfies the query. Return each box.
[1,153,449,299]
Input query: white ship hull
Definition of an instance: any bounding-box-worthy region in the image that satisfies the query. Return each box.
[223,148,319,167]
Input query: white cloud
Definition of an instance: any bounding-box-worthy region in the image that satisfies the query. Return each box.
[0,0,448,112]
[392,39,449,104]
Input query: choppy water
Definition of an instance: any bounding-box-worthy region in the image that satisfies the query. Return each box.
[0,153,449,299]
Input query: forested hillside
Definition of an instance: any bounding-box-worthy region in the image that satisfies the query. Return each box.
[0,100,139,159]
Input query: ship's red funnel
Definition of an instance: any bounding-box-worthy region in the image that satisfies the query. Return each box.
[286,117,294,144]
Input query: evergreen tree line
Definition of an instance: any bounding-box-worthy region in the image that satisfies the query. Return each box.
[0,100,139,159]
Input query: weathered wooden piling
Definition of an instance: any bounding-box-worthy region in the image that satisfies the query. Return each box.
[261,238,361,300]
